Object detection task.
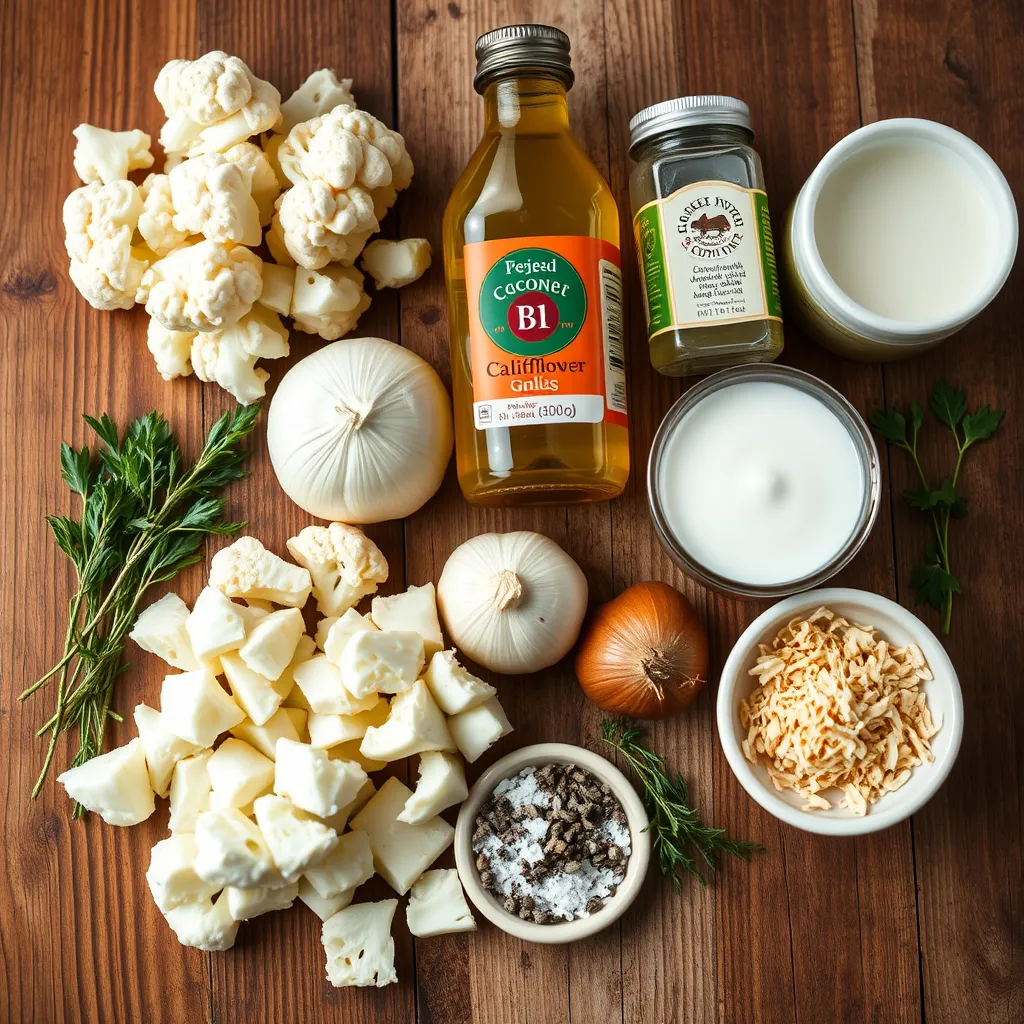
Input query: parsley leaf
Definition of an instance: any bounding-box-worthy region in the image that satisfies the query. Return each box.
[962,405,1005,447]
[870,409,906,444]
[930,379,967,431]
[911,563,962,611]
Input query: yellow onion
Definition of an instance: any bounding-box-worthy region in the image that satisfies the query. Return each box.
[574,581,708,719]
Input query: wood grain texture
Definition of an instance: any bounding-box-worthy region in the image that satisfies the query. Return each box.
[0,0,1021,1021]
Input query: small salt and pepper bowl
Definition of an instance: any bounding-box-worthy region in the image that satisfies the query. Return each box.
[454,743,651,944]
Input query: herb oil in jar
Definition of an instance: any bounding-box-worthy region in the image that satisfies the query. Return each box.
[629,96,784,376]
[442,25,629,507]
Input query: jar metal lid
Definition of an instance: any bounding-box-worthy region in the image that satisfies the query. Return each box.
[474,24,574,93]
[629,95,752,153]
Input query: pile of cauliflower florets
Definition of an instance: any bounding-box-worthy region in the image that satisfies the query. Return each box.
[63,53,432,405]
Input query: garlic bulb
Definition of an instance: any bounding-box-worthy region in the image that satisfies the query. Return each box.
[437,532,588,675]
[267,337,454,523]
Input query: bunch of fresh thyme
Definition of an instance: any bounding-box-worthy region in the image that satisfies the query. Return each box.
[871,379,1004,634]
[20,404,261,809]
[601,718,761,888]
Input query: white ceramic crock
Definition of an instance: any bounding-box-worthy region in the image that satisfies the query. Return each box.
[783,118,1017,360]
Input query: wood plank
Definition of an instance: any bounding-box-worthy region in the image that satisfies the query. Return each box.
[853,2,1024,1021]
[0,0,208,1021]
[190,2,414,1021]
[395,2,622,1022]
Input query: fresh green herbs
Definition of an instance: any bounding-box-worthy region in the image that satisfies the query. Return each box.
[600,718,761,889]
[871,380,1004,634]
[20,405,261,808]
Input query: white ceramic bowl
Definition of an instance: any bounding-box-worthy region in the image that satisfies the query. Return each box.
[716,588,963,836]
[454,743,651,944]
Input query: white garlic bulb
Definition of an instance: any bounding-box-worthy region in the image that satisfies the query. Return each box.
[436,532,588,675]
[267,338,454,523]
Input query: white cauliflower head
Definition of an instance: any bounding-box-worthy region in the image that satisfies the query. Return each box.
[278,104,412,193]
[190,307,290,405]
[210,536,312,608]
[147,317,195,381]
[289,264,369,340]
[72,124,153,185]
[156,51,281,157]
[277,69,356,135]
[63,180,150,310]
[168,153,262,246]
[142,240,262,332]
[138,173,190,256]
[222,142,280,225]
[274,180,378,270]
[285,523,388,616]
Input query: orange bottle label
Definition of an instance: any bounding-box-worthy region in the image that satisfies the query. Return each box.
[464,235,627,429]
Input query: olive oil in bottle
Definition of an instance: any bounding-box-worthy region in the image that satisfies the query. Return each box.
[442,24,629,506]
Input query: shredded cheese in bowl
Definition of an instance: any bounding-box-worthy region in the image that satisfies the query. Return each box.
[739,607,940,815]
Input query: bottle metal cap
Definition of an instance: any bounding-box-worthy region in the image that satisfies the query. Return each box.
[629,95,752,153]
[474,24,574,93]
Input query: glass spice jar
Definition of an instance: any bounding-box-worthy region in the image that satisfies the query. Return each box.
[628,95,784,376]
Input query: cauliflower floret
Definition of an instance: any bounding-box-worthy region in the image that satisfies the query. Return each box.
[142,240,262,333]
[168,153,262,246]
[262,134,289,189]
[360,238,432,290]
[276,69,356,135]
[286,523,388,617]
[289,264,369,341]
[190,307,290,405]
[210,536,312,608]
[147,317,196,381]
[72,124,153,185]
[265,214,296,267]
[222,142,280,225]
[279,105,412,193]
[63,180,150,310]
[138,174,189,256]
[155,51,281,157]
[274,181,378,270]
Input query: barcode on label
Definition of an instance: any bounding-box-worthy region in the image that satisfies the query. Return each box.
[599,259,627,416]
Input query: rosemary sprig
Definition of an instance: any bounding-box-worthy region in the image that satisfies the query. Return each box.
[20,404,261,810]
[601,717,761,889]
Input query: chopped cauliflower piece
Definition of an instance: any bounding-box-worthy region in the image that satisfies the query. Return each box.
[315,615,339,651]
[447,696,513,763]
[56,737,155,826]
[279,105,412,193]
[275,182,377,270]
[322,899,398,988]
[359,679,454,761]
[133,703,201,797]
[264,212,297,266]
[190,307,290,405]
[72,124,153,185]
[208,737,275,810]
[63,180,150,310]
[147,317,196,381]
[223,141,281,225]
[423,649,496,715]
[138,173,189,256]
[168,153,262,246]
[341,630,425,699]
[274,738,369,818]
[257,262,295,316]
[168,750,212,834]
[308,697,389,749]
[222,651,291,725]
[289,263,370,340]
[398,751,468,825]
[129,592,200,670]
[323,609,377,665]
[370,584,443,657]
[286,523,388,616]
[143,240,262,333]
[231,706,307,760]
[155,51,281,157]
[298,877,354,921]
[253,794,338,882]
[239,607,305,682]
[360,238,431,290]
[185,585,247,662]
[262,133,289,188]
[210,536,312,608]
[277,69,356,135]
[293,655,379,716]
[304,830,374,900]
[163,892,239,951]
[160,668,246,747]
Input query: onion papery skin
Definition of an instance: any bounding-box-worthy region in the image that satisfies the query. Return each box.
[574,581,709,719]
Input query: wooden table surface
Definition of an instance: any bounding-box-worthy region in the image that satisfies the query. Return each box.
[2,0,1021,1021]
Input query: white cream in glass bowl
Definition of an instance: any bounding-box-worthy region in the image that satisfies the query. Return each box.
[647,365,880,598]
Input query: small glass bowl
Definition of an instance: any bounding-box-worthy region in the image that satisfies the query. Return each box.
[647,364,881,599]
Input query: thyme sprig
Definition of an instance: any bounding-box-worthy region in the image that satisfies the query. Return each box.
[601,718,761,889]
[20,404,261,810]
